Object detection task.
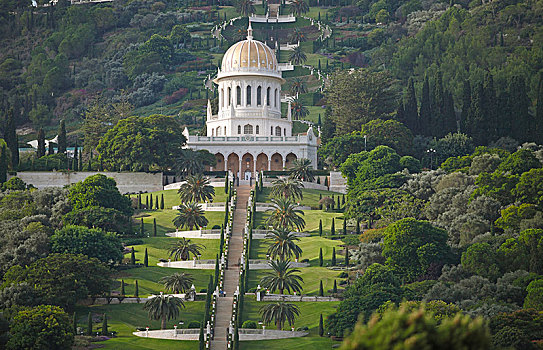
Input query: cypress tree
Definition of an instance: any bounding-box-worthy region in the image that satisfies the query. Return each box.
[509,75,531,142]
[466,82,485,145]
[5,109,18,168]
[419,75,431,136]
[37,128,46,158]
[344,246,349,266]
[432,71,444,136]
[319,280,324,296]
[535,72,543,144]
[443,90,457,134]
[78,151,83,172]
[150,195,153,209]
[153,218,157,236]
[321,106,336,144]
[460,80,471,133]
[319,219,322,236]
[331,247,336,266]
[137,194,141,209]
[356,219,360,235]
[220,225,224,252]
[319,248,323,266]
[146,196,149,208]
[160,194,164,209]
[396,102,405,127]
[319,314,324,336]
[144,248,148,267]
[135,280,139,297]
[0,145,7,184]
[324,175,328,188]
[140,218,144,236]
[342,194,345,206]
[58,119,66,154]
[155,195,159,209]
[72,142,78,171]
[336,195,340,209]
[73,312,77,335]
[214,254,219,288]
[131,249,136,265]
[199,324,205,350]
[330,218,335,235]
[121,280,125,295]
[234,325,239,350]
[87,312,92,336]
[331,195,335,210]
[342,219,347,235]
[101,313,108,335]
[404,77,419,133]
[333,280,337,293]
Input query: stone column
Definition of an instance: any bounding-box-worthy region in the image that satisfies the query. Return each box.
[267,155,272,171]
[239,157,242,179]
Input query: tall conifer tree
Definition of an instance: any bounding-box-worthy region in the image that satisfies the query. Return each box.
[404,77,419,133]
[58,119,67,154]
[37,128,46,158]
[5,109,18,168]
[535,73,543,144]
[509,75,531,142]
[419,75,431,136]
[460,80,471,133]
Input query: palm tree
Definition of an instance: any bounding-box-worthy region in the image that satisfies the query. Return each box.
[160,273,194,294]
[266,198,305,231]
[173,202,209,230]
[290,97,309,120]
[175,149,205,178]
[288,45,307,65]
[289,29,305,44]
[178,173,215,203]
[289,0,309,16]
[289,78,307,96]
[260,302,300,330]
[289,158,314,182]
[169,238,205,261]
[144,293,185,329]
[236,0,255,17]
[260,260,304,295]
[266,228,303,261]
[270,177,303,200]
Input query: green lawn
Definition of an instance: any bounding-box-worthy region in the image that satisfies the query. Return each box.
[133,188,228,209]
[256,188,343,208]
[254,210,346,235]
[117,237,218,296]
[75,303,203,349]
[240,300,341,350]
[135,210,226,236]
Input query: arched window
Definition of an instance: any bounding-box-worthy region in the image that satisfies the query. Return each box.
[236,86,241,106]
[227,87,231,106]
[246,85,251,106]
[212,128,215,136]
[224,126,226,135]
[257,86,262,106]
[256,125,260,134]
[216,127,221,136]
[266,87,271,106]
[220,88,224,108]
[275,126,281,136]
[284,128,286,136]
[274,89,278,107]
[244,124,253,134]
[271,126,273,135]
[238,125,241,134]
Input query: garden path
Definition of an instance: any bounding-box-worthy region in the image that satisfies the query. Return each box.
[211,185,251,350]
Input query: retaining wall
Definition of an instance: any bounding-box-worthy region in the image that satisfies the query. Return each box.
[12,171,163,193]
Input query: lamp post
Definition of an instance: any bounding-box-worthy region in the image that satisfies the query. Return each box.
[364,135,367,151]
[426,148,436,170]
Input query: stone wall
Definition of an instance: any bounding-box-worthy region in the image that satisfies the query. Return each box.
[329,171,347,194]
[11,171,163,193]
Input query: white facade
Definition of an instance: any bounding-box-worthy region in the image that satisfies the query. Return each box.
[186,25,318,179]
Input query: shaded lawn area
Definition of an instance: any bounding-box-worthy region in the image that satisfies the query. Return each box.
[117,237,218,296]
[75,302,203,350]
[254,210,346,235]
[250,236,343,266]
[132,188,228,210]
[240,300,340,350]
[135,210,226,236]
[247,267,345,296]
[256,188,344,209]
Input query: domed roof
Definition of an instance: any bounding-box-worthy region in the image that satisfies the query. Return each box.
[220,24,278,73]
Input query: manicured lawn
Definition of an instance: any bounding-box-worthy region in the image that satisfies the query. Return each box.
[117,237,218,296]
[254,210,346,235]
[239,300,341,350]
[133,188,228,209]
[256,187,343,208]
[75,302,204,350]
[135,210,226,236]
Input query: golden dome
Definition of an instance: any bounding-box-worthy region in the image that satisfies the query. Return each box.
[221,32,277,72]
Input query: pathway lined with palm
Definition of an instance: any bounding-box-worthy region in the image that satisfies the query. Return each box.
[211,185,251,350]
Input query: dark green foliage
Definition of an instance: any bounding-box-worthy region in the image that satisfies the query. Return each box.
[153,218,157,237]
[319,219,322,236]
[331,218,335,236]
[150,194,153,209]
[37,128,46,158]
[214,254,219,288]
[135,280,139,297]
[58,119,67,154]
[199,324,204,350]
[333,280,338,294]
[101,313,108,336]
[130,249,136,265]
[319,248,323,266]
[144,248,148,267]
[121,279,125,295]
[140,218,144,236]
[0,144,7,184]
[345,246,349,267]
[343,219,347,235]
[419,75,431,136]
[73,312,77,336]
[331,247,336,266]
[319,313,324,336]
[5,111,18,168]
[403,77,419,133]
[319,280,324,296]
[87,312,92,336]
[160,194,164,209]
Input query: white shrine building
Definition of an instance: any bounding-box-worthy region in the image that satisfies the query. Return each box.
[184,25,318,180]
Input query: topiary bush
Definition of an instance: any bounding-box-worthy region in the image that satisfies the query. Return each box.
[187,320,200,328]
[242,320,257,329]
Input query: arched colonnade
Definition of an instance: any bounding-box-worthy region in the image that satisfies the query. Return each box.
[213,152,298,179]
